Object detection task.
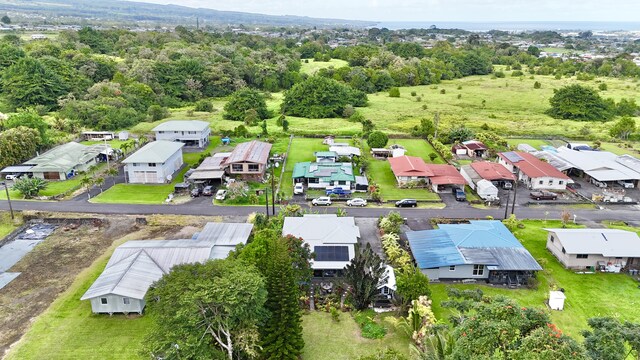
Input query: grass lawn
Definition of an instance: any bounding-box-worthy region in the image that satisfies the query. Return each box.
[505,138,551,150]
[430,220,640,339]
[0,178,82,201]
[5,240,152,360]
[0,212,22,238]
[598,142,640,156]
[387,139,445,164]
[302,311,411,360]
[300,58,349,75]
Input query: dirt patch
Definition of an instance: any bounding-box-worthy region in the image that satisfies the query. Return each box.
[0,217,136,355]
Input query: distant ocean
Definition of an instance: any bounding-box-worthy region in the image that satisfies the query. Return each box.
[374,21,640,32]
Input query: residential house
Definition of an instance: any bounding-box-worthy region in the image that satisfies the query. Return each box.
[81,222,252,314]
[81,131,115,141]
[329,145,361,158]
[153,120,211,148]
[377,265,397,301]
[292,162,355,189]
[388,156,466,192]
[407,220,542,286]
[18,142,111,181]
[222,140,272,180]
[314,151,338,163]
[282,214,360,278]
[187,152,231,184]
[452,140,488,158]
[550,147,640,188]
[123,141,184,184]
[545,228,640,270]
[497,151,571,190]
[460,161,516,190]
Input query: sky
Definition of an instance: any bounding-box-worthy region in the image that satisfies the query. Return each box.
[128,0,640,22]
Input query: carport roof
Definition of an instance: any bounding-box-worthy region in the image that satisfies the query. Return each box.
[0,165,34,173]
[470,161,516,181]
[546,228,640,257]
[554,148,640,181]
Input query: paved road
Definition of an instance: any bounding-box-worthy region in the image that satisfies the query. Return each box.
[2,197,639,223]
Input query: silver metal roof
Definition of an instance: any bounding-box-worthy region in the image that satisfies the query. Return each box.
[122,141,184,164]
[152,120,210,132]
[224,140,272,165]
[546,228,640,257]
[195,222,253,246]
[282,214,360,245]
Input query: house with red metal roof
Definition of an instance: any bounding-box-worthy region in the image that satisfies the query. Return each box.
[497,151,571,190]
[452,140,488,158]
[460,161,516,190]
[222,140,272,180]
[388,156,466,192]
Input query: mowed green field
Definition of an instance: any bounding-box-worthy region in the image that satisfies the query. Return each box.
[300,58,349,75]
[430,220,640,339]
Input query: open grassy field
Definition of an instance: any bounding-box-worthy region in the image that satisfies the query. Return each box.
[505,138,552,150]
[429,220,640,339]
[302,311,411,360]
[300,58,349,75]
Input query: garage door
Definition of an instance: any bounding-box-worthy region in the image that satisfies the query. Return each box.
[132,171,158,183]
[43,172,60,180]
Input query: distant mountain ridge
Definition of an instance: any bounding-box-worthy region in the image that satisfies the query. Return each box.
[0,0,373,27]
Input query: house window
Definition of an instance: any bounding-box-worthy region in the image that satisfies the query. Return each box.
[548,180,554,185]
[616,257,623,259]
[550,235,554,243]
[381,287,389,295]
[338,181,347,185]
[559,181,564,185]
[308,178,319,184]
[577,254,589,259]
[539,180,544,185]
[232,164,243,172]
[314,246,350,262]
[248,164,260,172]
[449,265,456,271]
[100,298,108,305]
[472,265,484,276]
[148,163,156,167]
[123,297,130,305]
[562,247,566,254]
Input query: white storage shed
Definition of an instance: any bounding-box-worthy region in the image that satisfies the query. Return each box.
[549,291,566,311]
[476,179,499,201]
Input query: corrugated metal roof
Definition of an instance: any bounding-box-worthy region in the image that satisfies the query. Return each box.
[314,151,338,157]
[407,229,466,268]
[224,140,272,165]
[407,220,541,271]
[188,170,225,180]
[470,161,516,181]
[196,222,253,246]
[498,151,570,180]
[388,156,433,177]
[545,228,640,257]
[25,142,109,172]
[292,162,355,182]
[330,145,361,157]
[461,140,488,150]
[533,151,573,172]
[425,164,466,185]
[553,148,640,181]
[122,141,184,164]
[282,214,360,245]
[152,120,210,132]
[0,165,34,173]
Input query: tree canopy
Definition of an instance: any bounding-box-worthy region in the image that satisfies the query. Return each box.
[367,131,389,149]
[0,126,41,169]
[1,57,67,110]
[547,84,613,121]
[4,110,50,146]
[343,243,386,310]
[223,88,270,121]
[281,76,367,118]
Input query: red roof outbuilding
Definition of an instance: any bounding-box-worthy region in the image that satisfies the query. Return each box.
[424,164,467,185]
[470,161,517,181]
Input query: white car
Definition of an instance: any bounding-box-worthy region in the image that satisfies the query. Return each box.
[311,196,332,206]
[294,183,304,195]
[215,189,227,200]
[5,175,17,181]
[347,198,367,207]
[618,180,635,189]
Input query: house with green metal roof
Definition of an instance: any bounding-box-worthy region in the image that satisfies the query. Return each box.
[22,142,111,181]
[292,162,355,189]
[123,141,184,184]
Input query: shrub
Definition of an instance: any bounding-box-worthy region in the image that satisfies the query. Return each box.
[494,71,505,78]
[533,81,541,89]
[457,94,462,99]
[194,100,213,112]
[12,177,48,198]
[428,152,438,162]
[354,310,386,339]
[511,70,524,77]
[440,89,446,94]
[410,91,417,96]
[147,105,169,121]
[388,87,400,98]
[224,88,270,121]
[598,83,608,91]
[367,131,389,148]
[342,104,355,118]
[330,307,340,322]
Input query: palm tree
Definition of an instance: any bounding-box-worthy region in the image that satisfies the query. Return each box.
[106,167,119,186]
[80,176,94,199]
[95,177,105,193]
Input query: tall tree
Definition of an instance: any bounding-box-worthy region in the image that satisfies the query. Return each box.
[1,57,66,109]
[4,110,50,146]
[609,116,637,140]
[547,84,613,121]
[343,243,386,310]
[223,88,270,121]
[0,126,40,169]
[143,259,267,360]
[261,238,305,360]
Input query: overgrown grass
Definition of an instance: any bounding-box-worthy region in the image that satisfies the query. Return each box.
[5,237,152,360]
[300,58,349,75]
[0,212,22,238]
[302,311,411,360]
[505,138,552,150]
[430,220,640,339]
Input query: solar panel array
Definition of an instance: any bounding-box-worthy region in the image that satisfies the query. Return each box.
[314,246,350,261]
[502,151,524,163]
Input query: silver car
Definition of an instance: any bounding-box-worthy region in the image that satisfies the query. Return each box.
[346,198,367,207]
[311,196,332,206]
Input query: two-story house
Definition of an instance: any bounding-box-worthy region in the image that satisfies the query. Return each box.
[123,141,184,184]
[222,140,272,180]
[152,120,211,148]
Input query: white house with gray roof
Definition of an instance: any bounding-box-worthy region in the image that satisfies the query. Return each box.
[152,120,211,148]
[282,214,360,277]
[546,228,640,270]
[81,223,252,314]
[123,141,184,184]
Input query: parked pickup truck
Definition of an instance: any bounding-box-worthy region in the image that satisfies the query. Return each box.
[529,191,558,201]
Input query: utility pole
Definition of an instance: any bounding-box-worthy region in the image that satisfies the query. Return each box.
[270,160,276,215]
[504,187,511,220]
[511,173,518,215]
[265,188,270,219]
[433,112,440,140]
[104,137,110,168]
[3,182,14,220]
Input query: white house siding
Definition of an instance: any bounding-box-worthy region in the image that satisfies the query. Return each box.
[498,158,516,173]
[422,264,489,280]
[460,167,476,190]
[126,150,183,184]
[89,294,145,314]
[305,179,351,190]
[546,235,628,269]
[155,128,210,148]
[525,175,567,190]
[396,175,428,186]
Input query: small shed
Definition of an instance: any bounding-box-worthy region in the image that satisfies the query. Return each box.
[517,143,537,153]
[476,179,499,201]
[118,131,129,141]
[549,290,566,310]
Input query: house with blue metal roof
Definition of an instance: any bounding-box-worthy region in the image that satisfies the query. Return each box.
[407,220,541,286]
